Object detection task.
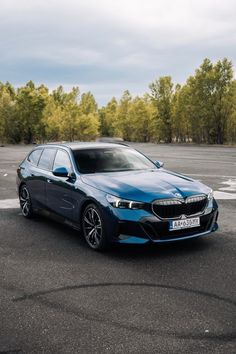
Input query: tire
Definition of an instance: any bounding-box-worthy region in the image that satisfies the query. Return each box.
[19,185,34,218]
[82,203,109,251]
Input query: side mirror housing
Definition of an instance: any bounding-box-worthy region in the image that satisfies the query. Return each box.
[52,167,69,177]
[154,160,164,168]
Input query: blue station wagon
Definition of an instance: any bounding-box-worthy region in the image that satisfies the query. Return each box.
[16,143,218,250]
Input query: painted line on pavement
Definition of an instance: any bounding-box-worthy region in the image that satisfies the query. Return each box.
[213,191,236,200]
[0,198,19,209]
[219,179,236,192]
[186,174,236,179]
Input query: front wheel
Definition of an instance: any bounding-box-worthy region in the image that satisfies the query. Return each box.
[19,185,34,218]
[82,203,109,251]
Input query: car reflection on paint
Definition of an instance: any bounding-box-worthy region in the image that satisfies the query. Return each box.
[16,142,218,250]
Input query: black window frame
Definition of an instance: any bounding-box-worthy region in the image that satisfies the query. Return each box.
[53,148,74,174]
[27,148,43,166]
[37,147,57,172]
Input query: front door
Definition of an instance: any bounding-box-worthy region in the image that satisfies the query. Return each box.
[46,149,76,221]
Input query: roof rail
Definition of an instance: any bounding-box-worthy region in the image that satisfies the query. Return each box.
[95,137,129,147]
[111,141,130,147]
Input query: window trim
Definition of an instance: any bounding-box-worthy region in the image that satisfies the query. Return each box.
[36,147,57,172]
[27,148,43,167]
[53,148,74,174]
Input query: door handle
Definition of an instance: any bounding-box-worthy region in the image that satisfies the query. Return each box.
[47,179,53,184]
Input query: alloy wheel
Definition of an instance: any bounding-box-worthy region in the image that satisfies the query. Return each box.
[20,186,32,217]
[83,206,103,248]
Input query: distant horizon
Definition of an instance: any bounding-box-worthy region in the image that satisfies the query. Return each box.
[1,55,235,107]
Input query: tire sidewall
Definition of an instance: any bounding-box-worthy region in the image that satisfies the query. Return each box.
[19,185,34,218]
[82,203,109,250]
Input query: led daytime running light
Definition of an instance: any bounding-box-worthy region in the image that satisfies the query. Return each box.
[106,194,144,210]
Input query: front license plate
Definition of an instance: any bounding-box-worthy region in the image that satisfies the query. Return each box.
[169,217,200,231]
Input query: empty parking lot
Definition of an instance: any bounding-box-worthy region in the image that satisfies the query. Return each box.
[0,143,235,354]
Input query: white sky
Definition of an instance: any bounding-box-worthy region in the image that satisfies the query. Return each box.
[0,0,235,105]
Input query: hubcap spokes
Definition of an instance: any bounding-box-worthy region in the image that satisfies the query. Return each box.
[20,187,30,216]
[84,208,102,246]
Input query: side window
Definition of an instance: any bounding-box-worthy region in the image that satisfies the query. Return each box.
[28,149,43,166]
[53,150,72,173]
[38,148,57,171]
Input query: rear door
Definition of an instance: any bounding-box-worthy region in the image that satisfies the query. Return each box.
[23,148,43,208]
[36,148,57,208]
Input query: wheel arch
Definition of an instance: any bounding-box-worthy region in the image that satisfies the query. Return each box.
[80,198,111,250]
[79,198,101,225]
[18,181,26,194]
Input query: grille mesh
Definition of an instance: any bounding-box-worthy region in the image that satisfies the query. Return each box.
[152,195,207,219]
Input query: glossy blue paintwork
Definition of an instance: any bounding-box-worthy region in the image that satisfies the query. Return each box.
[52,166,69,177]
[118,237,149,244]
[16,142,218,245]
[81,169,211,203]
[116,224,219,244]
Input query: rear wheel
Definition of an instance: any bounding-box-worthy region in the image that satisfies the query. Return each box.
[19,185,34,218]
[82,203,108,250]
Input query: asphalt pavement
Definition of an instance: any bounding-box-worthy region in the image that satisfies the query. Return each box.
[0,143,235,354]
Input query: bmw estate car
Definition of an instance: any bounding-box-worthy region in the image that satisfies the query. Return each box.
[16,143,218,250]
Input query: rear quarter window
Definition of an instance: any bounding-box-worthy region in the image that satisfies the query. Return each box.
[38,148,57,171]
[27,149,43,166]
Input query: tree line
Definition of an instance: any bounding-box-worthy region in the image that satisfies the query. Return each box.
[0,58,235,145]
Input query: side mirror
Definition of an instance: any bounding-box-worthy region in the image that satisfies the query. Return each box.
[154,160,164,168]
[52,166,69,177]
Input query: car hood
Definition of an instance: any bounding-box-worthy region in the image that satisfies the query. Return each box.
[81,169,210,203]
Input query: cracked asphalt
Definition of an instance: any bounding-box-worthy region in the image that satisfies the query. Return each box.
[0,143,235,354]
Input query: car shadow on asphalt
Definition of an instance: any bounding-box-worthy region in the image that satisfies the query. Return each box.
[101,235,216,263]
[29,212,215,261]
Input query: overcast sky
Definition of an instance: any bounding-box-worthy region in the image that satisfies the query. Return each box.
[0,0,235,105]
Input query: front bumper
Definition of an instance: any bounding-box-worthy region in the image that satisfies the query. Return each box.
[114,208,218,244]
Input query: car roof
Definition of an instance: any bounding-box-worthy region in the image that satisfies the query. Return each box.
[35,142,130,151]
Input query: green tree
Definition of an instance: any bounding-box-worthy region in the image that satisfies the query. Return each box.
[187,58,234,144]
[45,86,81,142]
[172,84,191,142]
[42,96,63,142]
[127,97,153,142]
[0,83,20,143]
[0,61,235,145]
[98,106,108,136]
[226,80,236,144]
[52,85,68,106]
[77,113,100,140]
[149,76,174,143]
[16,81,48,143]
[80,92,97,115]
[100,97,118,137]
[59,102,80,141]
[115,90,132,140]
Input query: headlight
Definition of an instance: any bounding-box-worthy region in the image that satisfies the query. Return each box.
[207,189,214,200]
[106,194,144,209]
[204,189,214,215]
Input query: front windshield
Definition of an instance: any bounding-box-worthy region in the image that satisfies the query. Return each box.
[73,147,157,174]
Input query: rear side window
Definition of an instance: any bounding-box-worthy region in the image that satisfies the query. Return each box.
[53,149,72,173]
[28,149,43,166]
[38,148,57,171]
